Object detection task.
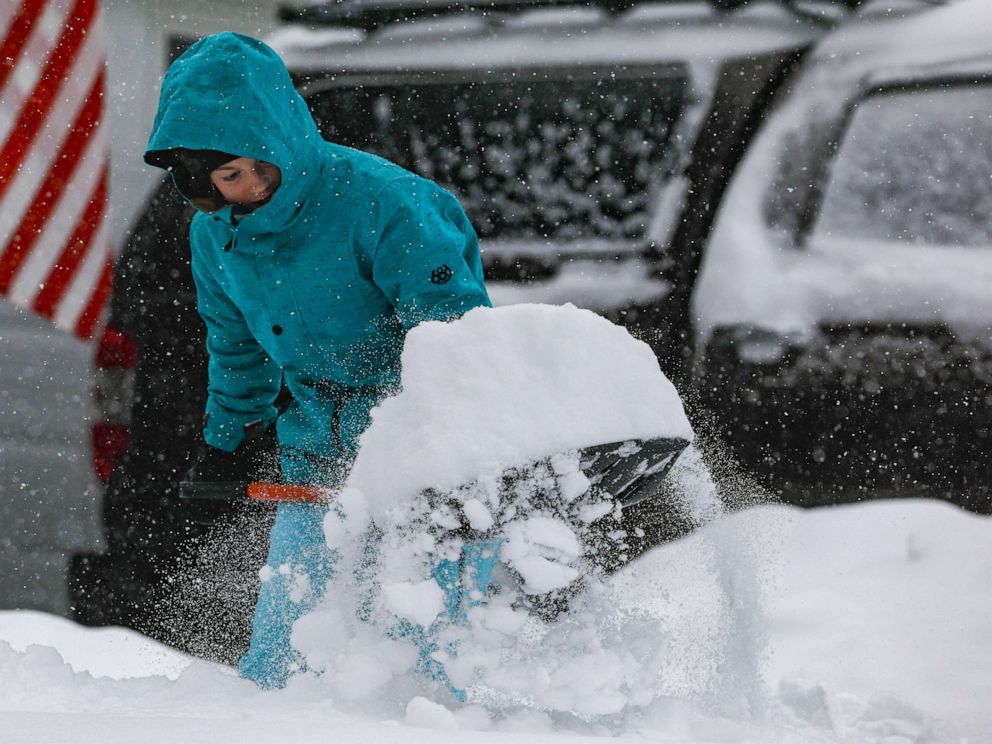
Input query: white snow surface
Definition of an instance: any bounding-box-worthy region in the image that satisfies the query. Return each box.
[346,304,693,515]
[486,258,672,313]
[0,612,189,681]
[2,499,990,743]
[274,9,820,72]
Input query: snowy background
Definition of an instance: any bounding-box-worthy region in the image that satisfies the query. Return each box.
[2,1,991,742]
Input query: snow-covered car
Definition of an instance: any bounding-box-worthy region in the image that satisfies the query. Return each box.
[69,0,837,647]
[0,303,100,614]
[692,0,992,511]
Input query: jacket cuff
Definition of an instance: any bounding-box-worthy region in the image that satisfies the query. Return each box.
[203,403,278,452]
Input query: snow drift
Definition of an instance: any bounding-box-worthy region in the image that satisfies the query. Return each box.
[287,304,703,714]
[3,304,988,742]
[346,303,693,515]
[2,500,990,743]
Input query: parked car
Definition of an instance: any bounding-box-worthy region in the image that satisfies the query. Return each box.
[271,0,827,377]
[0,302,100,614]
[692,0,992,512]
[69,0,837,649]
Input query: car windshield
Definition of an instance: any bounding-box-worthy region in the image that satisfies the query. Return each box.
[305,71,688,243]
[813,83,992,248]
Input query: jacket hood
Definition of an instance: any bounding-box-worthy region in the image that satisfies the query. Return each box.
[144,33,322,222]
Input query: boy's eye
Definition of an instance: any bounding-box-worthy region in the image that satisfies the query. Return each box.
[222,172,240,182]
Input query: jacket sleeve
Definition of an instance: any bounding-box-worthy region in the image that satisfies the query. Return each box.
[371,176,491,329]
[189,222,281,452]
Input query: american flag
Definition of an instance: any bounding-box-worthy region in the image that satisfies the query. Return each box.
[0,0,112,339]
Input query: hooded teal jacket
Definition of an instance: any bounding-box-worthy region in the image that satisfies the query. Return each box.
[145,33,490,483]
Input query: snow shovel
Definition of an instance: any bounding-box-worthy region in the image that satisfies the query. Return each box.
[178,435,689,507]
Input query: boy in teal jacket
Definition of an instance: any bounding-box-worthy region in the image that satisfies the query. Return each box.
[144,32,491,688]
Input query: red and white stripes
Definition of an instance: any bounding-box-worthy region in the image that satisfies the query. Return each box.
[0,0,112,339]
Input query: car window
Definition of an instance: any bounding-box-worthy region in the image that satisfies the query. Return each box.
[761,106,839,239]
[813,83,992,248]
[305,71,688,243]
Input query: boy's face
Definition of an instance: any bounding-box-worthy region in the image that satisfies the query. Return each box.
[209,158,282,209]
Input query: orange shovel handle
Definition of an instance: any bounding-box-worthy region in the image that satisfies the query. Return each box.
[246,482,332,503]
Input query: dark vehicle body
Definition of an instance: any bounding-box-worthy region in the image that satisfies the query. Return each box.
[70,0,835,647]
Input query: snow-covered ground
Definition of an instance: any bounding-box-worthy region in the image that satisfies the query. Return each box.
[2,305,988,743]
[1,499,988,743]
